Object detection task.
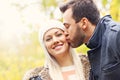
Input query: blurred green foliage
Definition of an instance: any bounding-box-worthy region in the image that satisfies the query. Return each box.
[110,0,120,21]
[102,0,120,21]
[0,46,45,80]
[76,44,89,54]
[0,0,120,80]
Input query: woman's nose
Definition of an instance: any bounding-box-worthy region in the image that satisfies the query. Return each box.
[53,37,59,44]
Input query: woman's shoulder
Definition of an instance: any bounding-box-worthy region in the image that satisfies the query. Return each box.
[78,54,90,70]
[23,66,51,80]
[78,54,90,80]
[78,54,89,64]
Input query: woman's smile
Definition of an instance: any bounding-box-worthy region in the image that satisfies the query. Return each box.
[53,43,64,51]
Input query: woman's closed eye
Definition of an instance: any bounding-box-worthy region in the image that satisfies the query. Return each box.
[45,37,52,42]
[56,33,63,37]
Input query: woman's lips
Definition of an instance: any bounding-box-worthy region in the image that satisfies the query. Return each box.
[53,44,63,50]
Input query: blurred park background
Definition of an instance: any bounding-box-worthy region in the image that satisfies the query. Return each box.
[0,0,120,80]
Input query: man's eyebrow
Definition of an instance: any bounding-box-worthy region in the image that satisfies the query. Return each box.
[63,23,70,25]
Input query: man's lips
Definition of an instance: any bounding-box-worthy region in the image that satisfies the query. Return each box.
[66,36,70,42]
[66,38,71,43]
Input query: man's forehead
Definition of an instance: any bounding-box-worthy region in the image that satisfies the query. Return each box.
[63,8,73,24]
[63,8,72,19]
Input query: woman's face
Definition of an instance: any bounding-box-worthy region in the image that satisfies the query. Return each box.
[43,28,69,57]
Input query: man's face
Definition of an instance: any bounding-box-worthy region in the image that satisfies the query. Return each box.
[63,8,85,48]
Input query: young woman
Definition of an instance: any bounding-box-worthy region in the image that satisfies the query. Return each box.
[23,20,90,80]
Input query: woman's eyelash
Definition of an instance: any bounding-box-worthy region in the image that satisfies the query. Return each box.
[46,38,51,41]
[57,33,62,36]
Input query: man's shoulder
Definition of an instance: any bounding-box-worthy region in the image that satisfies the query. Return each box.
[108,20,120,32]
[102,15,120,31]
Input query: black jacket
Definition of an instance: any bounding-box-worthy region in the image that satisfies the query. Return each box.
[87,15,120,80]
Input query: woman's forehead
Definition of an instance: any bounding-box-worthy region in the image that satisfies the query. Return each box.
[44,28,64,36]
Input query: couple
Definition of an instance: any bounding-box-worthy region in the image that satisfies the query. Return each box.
[23,0,120,80]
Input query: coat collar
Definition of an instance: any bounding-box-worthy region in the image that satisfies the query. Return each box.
[86,15,112,49]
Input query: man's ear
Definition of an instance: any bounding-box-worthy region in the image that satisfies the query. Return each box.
[80,17,88,30]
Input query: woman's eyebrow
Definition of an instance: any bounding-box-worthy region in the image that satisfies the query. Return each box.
[55,31,59,34]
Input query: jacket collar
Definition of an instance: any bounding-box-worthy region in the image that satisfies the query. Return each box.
[86,15,112,49]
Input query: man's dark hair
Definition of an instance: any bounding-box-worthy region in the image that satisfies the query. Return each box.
[60,0,100,25]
